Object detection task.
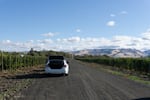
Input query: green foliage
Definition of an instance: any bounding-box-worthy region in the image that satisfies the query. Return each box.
[0,51,46,71]
[75,56,150,75]
[0,49,71,71]
[27,49,71,58]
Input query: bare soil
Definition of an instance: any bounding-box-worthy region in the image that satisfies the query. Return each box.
[0,65,43,100]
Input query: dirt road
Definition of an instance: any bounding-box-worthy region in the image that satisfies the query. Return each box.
[14,60,150,100]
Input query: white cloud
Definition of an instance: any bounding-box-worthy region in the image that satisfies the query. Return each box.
[141,29,150,40]
[107,21,116,27]
[1,28,150,51]
[55,37,111,51]
[0,39,53,51]
[112,35,133,48]
[120,11,128,15]
[68,37,81,43]
[38,39,53,44]
[111,35,149,50]
[109,11,127,18]
[27,40,34,43]
[41,32,55,38]
[110,14,116,17]
[57,36,81,44]
[2,40,11,44]
[113,35,132,41]
[76,29,81,33]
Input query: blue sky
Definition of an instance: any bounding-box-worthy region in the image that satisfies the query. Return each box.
[0,0,150,51]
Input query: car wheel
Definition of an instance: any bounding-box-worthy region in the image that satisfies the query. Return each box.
[64,73,68,76]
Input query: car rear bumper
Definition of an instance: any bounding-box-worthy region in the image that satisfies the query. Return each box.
[45,66,69,74]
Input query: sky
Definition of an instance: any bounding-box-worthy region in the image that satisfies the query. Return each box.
[0,0,150,51]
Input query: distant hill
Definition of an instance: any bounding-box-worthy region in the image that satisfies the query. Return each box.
[73,49,147,58]
[144,50,150,57]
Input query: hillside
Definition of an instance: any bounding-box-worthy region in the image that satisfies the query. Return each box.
[73,49,147,58]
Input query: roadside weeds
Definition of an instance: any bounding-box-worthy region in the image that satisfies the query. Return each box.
[77,61,150,86]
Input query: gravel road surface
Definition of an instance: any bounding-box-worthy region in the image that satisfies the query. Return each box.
[14,60,150,100]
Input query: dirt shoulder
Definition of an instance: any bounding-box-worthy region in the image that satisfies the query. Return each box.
[0,65,44,100]
[77,60,150,85]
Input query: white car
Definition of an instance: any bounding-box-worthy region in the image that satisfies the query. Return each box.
[45,56,69,76]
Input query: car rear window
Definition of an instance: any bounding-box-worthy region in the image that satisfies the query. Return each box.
[48,60,64,69]
[49,56,64,60]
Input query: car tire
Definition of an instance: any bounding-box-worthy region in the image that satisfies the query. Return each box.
[64,73,68,76]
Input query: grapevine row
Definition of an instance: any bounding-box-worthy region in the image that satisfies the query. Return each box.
[76,56,150,74]
[0,54,46,71]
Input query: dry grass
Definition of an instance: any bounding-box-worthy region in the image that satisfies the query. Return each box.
[77,60,150,86]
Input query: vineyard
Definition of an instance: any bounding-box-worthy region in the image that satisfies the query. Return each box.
[0,49,72,71]
[75,56,150,75]
[0,52,46,71]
